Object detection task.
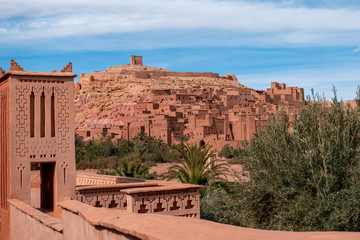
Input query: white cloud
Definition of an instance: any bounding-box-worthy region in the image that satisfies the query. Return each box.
[0,0,360,48]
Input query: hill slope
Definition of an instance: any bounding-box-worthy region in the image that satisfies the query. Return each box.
[75,62,245,128]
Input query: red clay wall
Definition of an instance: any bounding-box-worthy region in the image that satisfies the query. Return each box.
[59,200,360,240]
[0,78,10,240]
[9,199,63,240]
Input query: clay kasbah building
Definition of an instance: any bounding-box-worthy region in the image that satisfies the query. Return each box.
[0,58,359,240]
[75,56,304,151]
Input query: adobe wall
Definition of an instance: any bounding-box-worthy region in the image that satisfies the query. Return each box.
[6,198,360,240]
[162,71,220,78]
[131,70,220,79]
[59,200,360,240]
[62,208,136,240]
[30,170,40,188]
[0,72,10,240]
[9,199,63,240]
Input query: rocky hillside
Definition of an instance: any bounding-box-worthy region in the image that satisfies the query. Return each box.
[74,61,245,128]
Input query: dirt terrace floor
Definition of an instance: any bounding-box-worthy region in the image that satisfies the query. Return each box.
[78,163,247,182]
[30,187,62,219]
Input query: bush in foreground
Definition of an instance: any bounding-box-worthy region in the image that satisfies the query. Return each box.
[231,93,360,231]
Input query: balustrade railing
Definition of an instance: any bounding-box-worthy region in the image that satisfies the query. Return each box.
[73,182,158,209]
[125,187,200,218]
[72,179,202,218]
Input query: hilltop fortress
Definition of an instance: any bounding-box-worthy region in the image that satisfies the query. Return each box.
[76,56,304,150]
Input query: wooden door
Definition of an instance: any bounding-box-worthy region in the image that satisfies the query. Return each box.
[40,163,55,210]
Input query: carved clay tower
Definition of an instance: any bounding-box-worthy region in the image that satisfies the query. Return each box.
[0,60,77,239]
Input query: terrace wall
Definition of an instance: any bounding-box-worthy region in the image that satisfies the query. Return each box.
[59,200,360,240]
[7,198,360,240]
[9,199,63,240]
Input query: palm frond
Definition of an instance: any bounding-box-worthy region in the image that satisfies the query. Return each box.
[163,142,230,185]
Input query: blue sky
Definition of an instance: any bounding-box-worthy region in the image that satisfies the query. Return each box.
[1,0,360,100]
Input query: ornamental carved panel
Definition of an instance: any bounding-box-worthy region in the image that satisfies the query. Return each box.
[15,86,30,157]
[56,86,70,153]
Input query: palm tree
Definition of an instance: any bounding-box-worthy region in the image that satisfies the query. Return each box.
[175,134,189,148]
[114,156,155,179]
[133,131,154,142]
[163,142,230,185]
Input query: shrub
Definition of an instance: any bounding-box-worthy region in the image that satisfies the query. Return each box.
[200,184,243,226]
[75,132,180,170]
[234,92,360,231]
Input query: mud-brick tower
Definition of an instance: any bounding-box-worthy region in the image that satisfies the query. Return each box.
[0,60,77,239]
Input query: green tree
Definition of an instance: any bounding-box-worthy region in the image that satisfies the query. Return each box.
[175,134,189,148]
[163,142,230,185]
[233,95,360,231]
[85,134,117,158]
[114,154,156,179]
[76,131,179,169]
[133,131,148,142]
[75,134,85,164]
[115,139,134,158]
[218,144,235,159]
